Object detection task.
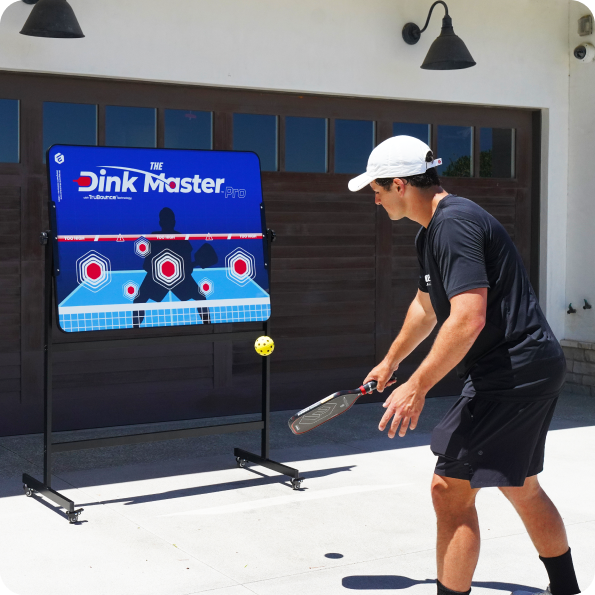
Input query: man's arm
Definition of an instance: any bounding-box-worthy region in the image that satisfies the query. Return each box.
[378,287,487,439]
[364,289,437,391]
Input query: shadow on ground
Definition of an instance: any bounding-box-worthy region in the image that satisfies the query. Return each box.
[0,392,593,497]
[75,464,355,507]
[342,575,538,592]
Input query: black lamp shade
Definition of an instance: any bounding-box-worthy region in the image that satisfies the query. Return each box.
[421,15,475,70]
[20,0,84,39]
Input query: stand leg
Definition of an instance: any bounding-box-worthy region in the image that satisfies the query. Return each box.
[233,448,303,490]
[261,319,270,460]
[233,234,303,490]
[22,231,83,523]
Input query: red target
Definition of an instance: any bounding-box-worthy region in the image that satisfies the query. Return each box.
[123,281,139,300]
[199,277,214,297]
[225,248,255,287]
[152,249,185,289]
[76,251,111,293]
[134,237,151,258]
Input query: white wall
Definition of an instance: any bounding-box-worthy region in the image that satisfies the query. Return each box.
[0,0,572,337]
[566,1,595,341]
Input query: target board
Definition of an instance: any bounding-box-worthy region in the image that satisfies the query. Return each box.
[48,145,271,333]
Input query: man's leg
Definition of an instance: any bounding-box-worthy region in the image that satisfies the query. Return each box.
[499,475,567,557]
[172,282,211,325]
[133,282,167,328]
[500,476,580,595]
[432,474,481,592]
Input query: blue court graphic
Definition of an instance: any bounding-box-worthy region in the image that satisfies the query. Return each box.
[48,145,270,333]
[59,268,270,332]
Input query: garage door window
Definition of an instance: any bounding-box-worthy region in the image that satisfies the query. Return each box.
[334,119,374,174]
[0,99,19,163]
[106,106,156,148]
[285,116,327,173]
[480,128,515,178]
[165,109,212,151]
[233,113,278,172]
[393,122,430,145]
[437,125,473,177]
[43,102,97,161]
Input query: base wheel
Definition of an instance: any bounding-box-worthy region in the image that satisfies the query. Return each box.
[291,479,303,490]
[67,508,84,524]
[235,457,247,468]
[23,484,34,497]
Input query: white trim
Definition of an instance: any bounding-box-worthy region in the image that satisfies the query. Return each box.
[59,297,270,315]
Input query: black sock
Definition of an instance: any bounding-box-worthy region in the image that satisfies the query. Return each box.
[437,579,471,595]
[539,548,580,595]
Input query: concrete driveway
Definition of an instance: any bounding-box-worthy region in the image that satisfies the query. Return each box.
[0,393,593,595]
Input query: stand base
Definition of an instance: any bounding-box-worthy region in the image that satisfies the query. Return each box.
[22,473,84,523]
[233,448,304,489]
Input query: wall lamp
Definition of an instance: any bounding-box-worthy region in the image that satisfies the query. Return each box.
[402,1,475,70]
[20,0,84,38]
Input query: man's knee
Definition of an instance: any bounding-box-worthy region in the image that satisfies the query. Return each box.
[431,474,478,517]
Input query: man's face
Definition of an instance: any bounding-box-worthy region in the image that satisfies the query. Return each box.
[370,179,408,220]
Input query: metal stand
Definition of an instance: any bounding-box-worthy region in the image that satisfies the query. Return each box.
[23,229,302,523]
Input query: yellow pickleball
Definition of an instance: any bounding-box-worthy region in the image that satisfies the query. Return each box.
[255,336,275,357]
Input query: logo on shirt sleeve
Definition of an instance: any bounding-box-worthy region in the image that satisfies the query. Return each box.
[425,274,431,286]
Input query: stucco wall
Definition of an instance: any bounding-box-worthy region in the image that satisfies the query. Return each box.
[0,0,572,337]
[566,1,595,342]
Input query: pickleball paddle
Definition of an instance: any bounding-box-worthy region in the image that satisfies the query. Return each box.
[194,243,218,269]
[288,373,398,435]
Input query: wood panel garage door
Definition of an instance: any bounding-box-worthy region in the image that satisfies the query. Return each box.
[0,72,539,435]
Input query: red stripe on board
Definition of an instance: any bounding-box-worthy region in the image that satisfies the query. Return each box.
[57,233,263,242]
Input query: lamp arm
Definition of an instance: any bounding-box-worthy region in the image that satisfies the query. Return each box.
[419,1,449,34]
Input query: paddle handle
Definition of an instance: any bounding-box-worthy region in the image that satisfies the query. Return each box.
[360,372,398,395]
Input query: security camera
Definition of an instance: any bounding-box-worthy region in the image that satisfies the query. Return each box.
[574,43,595,63]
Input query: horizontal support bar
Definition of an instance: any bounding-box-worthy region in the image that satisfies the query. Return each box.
[53,421,265,452]
[22,473,75,513]
[53,330,263,352]
[234,448,301,480]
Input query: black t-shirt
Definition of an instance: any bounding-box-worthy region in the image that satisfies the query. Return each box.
[416,195,564,400]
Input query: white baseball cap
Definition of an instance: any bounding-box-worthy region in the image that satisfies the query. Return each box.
[348,135,442,192]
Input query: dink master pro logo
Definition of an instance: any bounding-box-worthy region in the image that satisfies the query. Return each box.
[71,161,244,197]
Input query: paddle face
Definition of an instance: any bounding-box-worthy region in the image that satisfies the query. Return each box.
[289,390,362,435]
[288,373,397,435]
[194,243,218,269]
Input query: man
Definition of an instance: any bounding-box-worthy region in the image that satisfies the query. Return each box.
[348,136,580,595]
[133,207,214,327]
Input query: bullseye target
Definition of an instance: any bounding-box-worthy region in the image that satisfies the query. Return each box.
[225,248,256,287]
[134,237,151,258]
[199,277,214,297]
[123,281,139,300]
[152,249,185,290]
[76,250,111,293]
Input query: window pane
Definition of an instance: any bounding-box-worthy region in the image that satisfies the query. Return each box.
[437,125,473,177]
[393,122,430,145]
[0,99,19,163]
[165,109,212,150]
[335,119,374,174]
[285,116,327,173]
[480,128,515,178]
[233,113,278,171]
[105,106,156,148]
[43,102,97,161]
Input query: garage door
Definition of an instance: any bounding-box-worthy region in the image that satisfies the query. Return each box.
[0,72,539,435]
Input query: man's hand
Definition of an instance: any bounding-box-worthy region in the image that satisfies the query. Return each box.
[378,380,426,438]
[363,361,398,393]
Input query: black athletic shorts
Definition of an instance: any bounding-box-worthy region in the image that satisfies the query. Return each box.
[431,357,565,488]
